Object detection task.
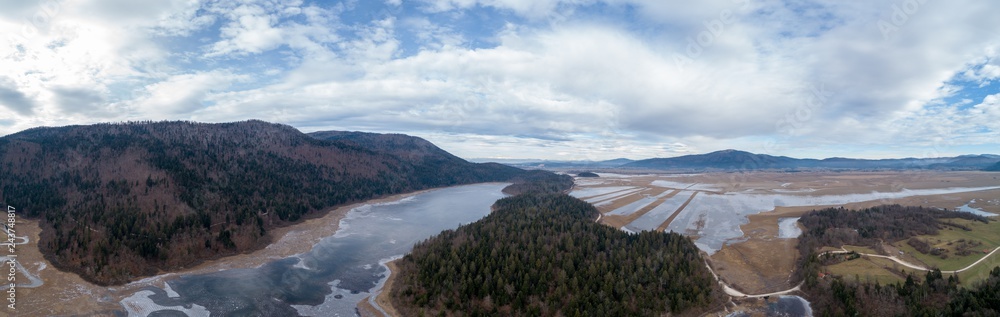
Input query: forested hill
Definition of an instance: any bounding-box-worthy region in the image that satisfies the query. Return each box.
[986,161,1000,171]
[308,130,521,186]
[0,120,531,285]
[391,192,723,316]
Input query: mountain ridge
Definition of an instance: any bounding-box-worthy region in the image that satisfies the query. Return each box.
[602,149,999,171]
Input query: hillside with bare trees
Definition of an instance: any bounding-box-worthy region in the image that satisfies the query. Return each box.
[0,120,530,285]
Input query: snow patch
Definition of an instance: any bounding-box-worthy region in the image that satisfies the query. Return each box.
[778,218,803,238]
[120,290,210,317]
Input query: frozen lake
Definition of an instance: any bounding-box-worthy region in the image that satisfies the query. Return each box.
[119,183,508,316]
[726,295,813,317]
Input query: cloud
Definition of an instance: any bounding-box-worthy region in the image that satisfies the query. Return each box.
[2,0,1000,160]
[207,3,287,56]
[0,77,36,116]
[205,0,343,57]
[52,86,107,115]
[75,0,212,35]
[132,71,243,117]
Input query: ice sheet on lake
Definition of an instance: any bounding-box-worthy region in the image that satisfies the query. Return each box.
[569,186,634,198]
[956,200,998,217]
[291,280,363,317]
[623,191,695,232]
[607,190,675,216]
[778,217,803,238]
[594,173,651,178]
[650,180,720,191]
[163,282,180,298]
[668,185,1000,255]
[772,188,817,193]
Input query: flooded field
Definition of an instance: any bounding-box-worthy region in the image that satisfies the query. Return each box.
[575,171,1000,253]
[573,171,1000,295]
[623,191,694,232]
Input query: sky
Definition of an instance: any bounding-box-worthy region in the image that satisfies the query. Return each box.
[0,0,998,161]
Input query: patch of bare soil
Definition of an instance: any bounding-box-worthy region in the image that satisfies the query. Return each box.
[356,259,403,317]
[375,260,402,316]
[709,210,804,295]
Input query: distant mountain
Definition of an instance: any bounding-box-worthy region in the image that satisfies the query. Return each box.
[624,149,800,170]
[499,158,636,169]
[624,150,1000,171]
[986,161,1000,171]
[0,120,529,285]
[933,155,1000,170]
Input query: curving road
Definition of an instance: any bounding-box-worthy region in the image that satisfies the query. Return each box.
[824,245,1000,274]
[705,244,1000,299]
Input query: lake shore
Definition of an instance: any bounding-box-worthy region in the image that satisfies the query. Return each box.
[19,185,481,316]
[358,258,402,317]
[115,185,479,299]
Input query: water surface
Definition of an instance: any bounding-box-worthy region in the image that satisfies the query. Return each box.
[120,183,508,316]
[777,217,803,238]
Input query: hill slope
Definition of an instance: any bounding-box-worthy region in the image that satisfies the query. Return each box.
[309,131,519,186]
[0,120,527,285]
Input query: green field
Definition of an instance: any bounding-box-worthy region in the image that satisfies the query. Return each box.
[842,245,878,255]
[824,218,1000,287]
[825,256,905,285]
[894,218,1000,271]
[956,249,1000,287]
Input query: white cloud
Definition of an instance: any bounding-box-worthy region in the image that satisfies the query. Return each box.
[132,71,244,117]
[208,3,287,56]
[2,0,1000,160]
[0,76,36,116]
